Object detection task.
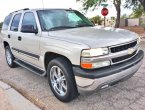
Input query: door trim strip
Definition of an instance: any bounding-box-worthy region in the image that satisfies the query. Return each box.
[12,47,40,59]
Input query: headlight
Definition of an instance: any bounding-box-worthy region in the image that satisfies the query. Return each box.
[81,48,110,69]
[81,48,109,57]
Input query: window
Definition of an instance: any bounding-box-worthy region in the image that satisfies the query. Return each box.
[37,10,93,31]
[21,12,37,30]
[2,14,12,30]
[10,14,21,31]
[67,12,85,26]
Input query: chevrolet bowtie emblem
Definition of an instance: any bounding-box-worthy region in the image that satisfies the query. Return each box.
[128,48,134,55]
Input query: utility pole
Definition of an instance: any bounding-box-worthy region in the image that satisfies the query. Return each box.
[42,0,44,8]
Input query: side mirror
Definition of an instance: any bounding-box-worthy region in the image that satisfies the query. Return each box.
[21,25,38,34]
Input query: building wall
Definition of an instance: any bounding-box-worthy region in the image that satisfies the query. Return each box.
[102,19,115,27]
[101,18,144,27]
[128,18,139,26]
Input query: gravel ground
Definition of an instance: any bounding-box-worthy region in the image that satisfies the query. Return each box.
[0,37,145,110]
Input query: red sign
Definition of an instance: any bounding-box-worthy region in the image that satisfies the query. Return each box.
[101,8,108,16]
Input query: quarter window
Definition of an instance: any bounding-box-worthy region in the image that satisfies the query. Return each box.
[10,14,21,31]
[21,12,37,30]
[2,14,12,30]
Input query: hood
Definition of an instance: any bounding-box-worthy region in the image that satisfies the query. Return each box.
[48,26,138,48]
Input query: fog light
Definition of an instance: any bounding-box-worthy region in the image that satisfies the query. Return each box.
[92,60,110,68]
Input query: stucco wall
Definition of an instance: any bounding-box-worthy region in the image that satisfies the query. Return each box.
[128,18,139,26]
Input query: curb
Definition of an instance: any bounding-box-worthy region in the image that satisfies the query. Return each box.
[0,81,41,110]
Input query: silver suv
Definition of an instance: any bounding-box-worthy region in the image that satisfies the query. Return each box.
[1,8,144,102]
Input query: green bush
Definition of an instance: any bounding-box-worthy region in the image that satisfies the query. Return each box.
[89,15,102,25]
[0,22,3,30]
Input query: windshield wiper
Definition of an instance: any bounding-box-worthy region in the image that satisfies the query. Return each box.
[76,24,94,27]
[48,26,75,31]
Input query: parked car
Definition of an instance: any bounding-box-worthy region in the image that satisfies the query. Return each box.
[1,8,144,102]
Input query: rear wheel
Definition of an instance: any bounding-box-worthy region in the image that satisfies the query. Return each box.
[47,57,78,102]
[5,46,16,68]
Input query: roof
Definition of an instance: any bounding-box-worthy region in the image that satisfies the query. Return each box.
[10,8,74,14]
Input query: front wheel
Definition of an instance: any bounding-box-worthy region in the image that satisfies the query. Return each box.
[47,57,78,102]
[5,46,16,68]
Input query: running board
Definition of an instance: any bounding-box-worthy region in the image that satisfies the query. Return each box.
[14,59,46,77]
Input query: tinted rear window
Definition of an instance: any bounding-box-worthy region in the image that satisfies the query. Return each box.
[10,13,21,31]
[2,14,12,30]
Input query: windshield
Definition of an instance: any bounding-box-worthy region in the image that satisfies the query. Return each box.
[37,10,94,31]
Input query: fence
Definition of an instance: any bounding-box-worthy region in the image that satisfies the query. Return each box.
[127,18,139,26]
[120,18,145,27]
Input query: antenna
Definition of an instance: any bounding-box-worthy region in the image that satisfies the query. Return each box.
[42,0,44,8]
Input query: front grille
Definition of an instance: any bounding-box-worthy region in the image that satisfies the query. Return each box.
[110,41,137,53]
[112,50,137,63]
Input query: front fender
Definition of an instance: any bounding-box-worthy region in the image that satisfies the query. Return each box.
[41,44,81,66]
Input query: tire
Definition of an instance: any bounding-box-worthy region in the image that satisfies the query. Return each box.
[47,57,78,102]
[5,46,16,68]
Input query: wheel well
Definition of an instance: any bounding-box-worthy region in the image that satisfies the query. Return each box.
[3,41,9,48]
[44,52,72,70]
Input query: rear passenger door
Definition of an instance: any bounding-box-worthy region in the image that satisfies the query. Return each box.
[1,14,13,47]
[9,13,22,58]
[17,12,41,68]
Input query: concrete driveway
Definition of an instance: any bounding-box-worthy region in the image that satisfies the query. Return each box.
[0,37,145,110]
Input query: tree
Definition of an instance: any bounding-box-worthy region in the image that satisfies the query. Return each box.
[121,14,128,18]
[139,0,145,11]
[125,0,145,11]
[113,0,121,28]
[129,5,145,18]
[90,15,103,25]
[77,0,121,28]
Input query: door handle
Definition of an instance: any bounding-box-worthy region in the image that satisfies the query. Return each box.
[18,36,22,41]
[8,35,11,38]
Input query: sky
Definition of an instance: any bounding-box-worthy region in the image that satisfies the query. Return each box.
[0,0,133,22]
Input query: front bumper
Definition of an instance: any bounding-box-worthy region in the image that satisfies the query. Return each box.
[73,50,144,94]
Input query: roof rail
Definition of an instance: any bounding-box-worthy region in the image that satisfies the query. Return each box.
[10,8,29,14]
[23,8,29,10]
